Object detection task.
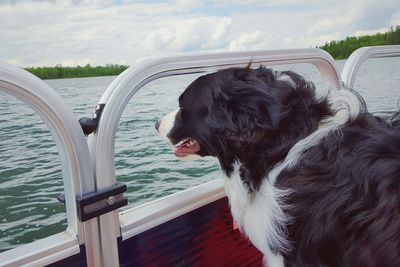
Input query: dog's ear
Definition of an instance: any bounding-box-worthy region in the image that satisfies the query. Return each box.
[226,88,282,144]
[212,66,285,143]
[231,63,252,81]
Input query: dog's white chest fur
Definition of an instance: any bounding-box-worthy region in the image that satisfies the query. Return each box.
[223,162,286,267]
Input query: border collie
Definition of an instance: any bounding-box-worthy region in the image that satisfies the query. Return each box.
[155,65,400,267]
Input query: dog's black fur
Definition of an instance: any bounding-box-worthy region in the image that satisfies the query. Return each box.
[165,66,400,266]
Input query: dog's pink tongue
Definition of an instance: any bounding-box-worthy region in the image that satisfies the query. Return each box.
[174,139,200,157]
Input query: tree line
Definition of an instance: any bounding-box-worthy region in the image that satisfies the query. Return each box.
[24,64,129,80]
[319,25,400,59]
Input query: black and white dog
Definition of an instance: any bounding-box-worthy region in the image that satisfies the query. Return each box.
[155,65,400,267]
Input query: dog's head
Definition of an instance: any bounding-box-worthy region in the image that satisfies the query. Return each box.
[156,66,308,162]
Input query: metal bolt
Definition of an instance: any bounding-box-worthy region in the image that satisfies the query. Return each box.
[92,113,97,119]
[106,196,115,205]
[95,105,100,111]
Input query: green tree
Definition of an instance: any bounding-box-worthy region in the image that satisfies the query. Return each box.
[25,64,129,80]
[319,25,400,59]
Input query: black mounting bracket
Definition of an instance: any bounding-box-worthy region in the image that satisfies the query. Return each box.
[76,183,128,222]
[79,104,105,135]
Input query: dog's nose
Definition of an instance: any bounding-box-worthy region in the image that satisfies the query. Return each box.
[155,119,161,131]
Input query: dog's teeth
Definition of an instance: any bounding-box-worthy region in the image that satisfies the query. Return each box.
[175,140,184,147]
[175,138,197,148]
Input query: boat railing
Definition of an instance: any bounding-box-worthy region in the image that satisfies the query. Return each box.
[4,45,399,266]
[341,45,400,90]
[0,62,102,266]
[89,48,341,266]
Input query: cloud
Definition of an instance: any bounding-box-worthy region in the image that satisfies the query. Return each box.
[202,17,232,49]
[0,0,399,67]
[144,17,232,55]
[308,0,399,38]
[172,0,204,10]
[228,31,264,51]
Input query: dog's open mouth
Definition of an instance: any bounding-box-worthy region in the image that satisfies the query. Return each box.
[174,138,200,157]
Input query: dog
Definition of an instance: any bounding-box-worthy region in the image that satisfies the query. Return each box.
[155,65,400,267]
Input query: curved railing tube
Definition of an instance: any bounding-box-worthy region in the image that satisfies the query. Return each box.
[94,48,340,189]
[88,48,341,266]
[341,45,400,90]
[0,62,101,266]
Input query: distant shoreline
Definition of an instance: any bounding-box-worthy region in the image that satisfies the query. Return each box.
[318,25,400,59]
[24,64,129,80]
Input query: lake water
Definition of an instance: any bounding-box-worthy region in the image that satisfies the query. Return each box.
[1,58,400,252]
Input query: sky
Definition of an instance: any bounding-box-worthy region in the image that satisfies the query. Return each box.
[1,0,399,67]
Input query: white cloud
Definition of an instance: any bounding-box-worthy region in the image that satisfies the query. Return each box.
[142,16,232,59]
[0,0,398,67]
[172,0,204,9]
[212,0,320,6]
[308,0,399,38]
[229,31,264,51]
[202,17,232,49]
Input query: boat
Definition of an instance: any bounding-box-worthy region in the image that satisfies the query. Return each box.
[0,45,399,267]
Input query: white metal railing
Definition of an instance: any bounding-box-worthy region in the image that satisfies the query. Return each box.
[1,46,399,266]
[88,48,341,266]
[94,48,341,193]
[341,45,400,89]
[0,62,101,266]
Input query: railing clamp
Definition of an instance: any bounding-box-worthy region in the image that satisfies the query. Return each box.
[79,104,105,135]
[76,183,128,222]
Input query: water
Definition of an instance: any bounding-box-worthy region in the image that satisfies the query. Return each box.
[0,58,399,252]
